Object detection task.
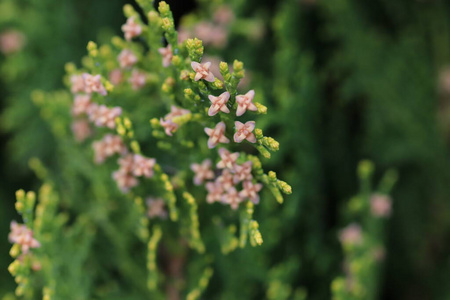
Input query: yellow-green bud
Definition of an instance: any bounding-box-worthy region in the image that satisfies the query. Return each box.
[277,180,292,194]
[150,118,159,127]
[268,171,277,182]
[9,244,20,258]
[64,62,76,74]
[255,102,267,114]
[158,1,170,15]
[104,81,114,92]
[123,117,132,129]
[233,60,244,72]
[358,160,374,178]
[213,78,224,89]
[123,4,135,17]
[131,141,141,153]
[171,55,182,66]
[254,128,263,139]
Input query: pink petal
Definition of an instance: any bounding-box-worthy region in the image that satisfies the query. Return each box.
[235,121,244,130]
[236,105,245,116]
[234,133,244,143]
[246,121,256,131]
[204,61,211,69]
[246,90,255,100]
[207,138,216,149]
[208,95,217,103]
[208,106,218,116]
[248,103,258,111]
[191,62,200,70]
[246,133,257,143]
[194,73,202,81]
[205,73,215,82]
[220,106,230,114]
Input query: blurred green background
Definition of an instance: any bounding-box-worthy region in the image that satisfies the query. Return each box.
[2,0,450,299]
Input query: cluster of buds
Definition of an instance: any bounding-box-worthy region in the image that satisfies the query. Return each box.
[191,148,262,210]
[113,154,156,192]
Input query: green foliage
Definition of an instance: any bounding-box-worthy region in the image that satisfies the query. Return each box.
[2,0,450,299]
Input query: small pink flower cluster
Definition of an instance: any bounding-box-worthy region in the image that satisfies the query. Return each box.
[8,221,41,254]
[370,194,392,218]
[87,104,122,129]
[158,44,173,67]
[112,154,156,192]
[204,120,256,149]
[70,73,107,96]
[160,106,191,136]
[338,223,363,246]
[146,197,168,219]
[189,61,259,148]
[191,148,262,210]
[70,87,122,141]
[0,29,25,55]
[178,6,234,48]
[121,17,142,41]
[92,134,127,164]
[110,18,148,90]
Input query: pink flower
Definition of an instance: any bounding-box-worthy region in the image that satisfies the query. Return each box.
[0,30,25,55]
[190,159,214,185]
[236,90,257,116]
[370,194,392,218]
[88,105,122,129]
[194,22,227,48]
[158,44,173,67]
[8,221,26,243]
[70,74,86,94]
[121,17,142,41]
[112,169,139,193]
[165,105,190,120]
[92,134,127,164]
[72,95,91,116]
[82,73,107,95]
[338,223,363,246]
[118,49,138,68]
[222,187,242,210]
[129,69,146,90]
[132,154,156,178]
[146,198,168,219]
[233,161,253,183]
[160,118,178,136]
[204,121,230,149]
[234,121,256,143]
[208,91,230,116]
[71,119,92,142]
[191,61,215,82]
[217,169,234,190]
[8,221,40,254]
[216,148,239,170]
[118,154,135,173]
[213,6,235,25]
[205,181,224,204]
[109,69,123,86]
[239,181,263,204]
